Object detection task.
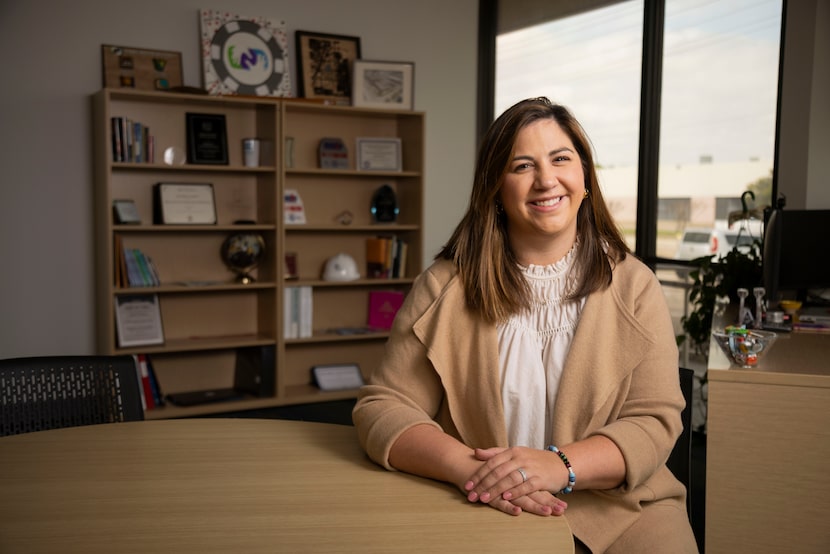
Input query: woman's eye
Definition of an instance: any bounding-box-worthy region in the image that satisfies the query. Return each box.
[513,162,532,171]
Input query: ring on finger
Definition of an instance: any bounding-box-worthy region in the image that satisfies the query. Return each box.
[517,467,528,483]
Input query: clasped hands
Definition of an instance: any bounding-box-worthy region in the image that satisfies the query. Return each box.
[463,446,568,517]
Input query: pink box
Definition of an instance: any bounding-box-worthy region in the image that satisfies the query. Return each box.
[367,291,405,330]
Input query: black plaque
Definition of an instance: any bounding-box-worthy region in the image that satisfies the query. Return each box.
[186,113,228,165]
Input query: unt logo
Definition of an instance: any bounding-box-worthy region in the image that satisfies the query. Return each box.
[227,46,269,70]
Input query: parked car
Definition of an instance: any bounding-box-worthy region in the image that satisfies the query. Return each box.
[675,227,759,261]
[673,227,760,278]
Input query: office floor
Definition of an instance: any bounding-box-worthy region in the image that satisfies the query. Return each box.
[205,399,706,552]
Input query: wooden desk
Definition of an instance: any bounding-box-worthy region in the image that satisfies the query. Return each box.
[705,330,830,553]
[0,419,573,553]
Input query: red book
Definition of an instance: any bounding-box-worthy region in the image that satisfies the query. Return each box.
[367,291,405,330]
[136,354,155,410]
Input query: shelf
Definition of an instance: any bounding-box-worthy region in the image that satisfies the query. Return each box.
[286,168,420,178]
[115,224,277,233]
[112,162,277,173]
[114,335,276,356]
[285,224,419,233]
[115,282,277,294]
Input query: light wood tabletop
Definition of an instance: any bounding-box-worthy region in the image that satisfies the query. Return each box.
[0,418,573,553]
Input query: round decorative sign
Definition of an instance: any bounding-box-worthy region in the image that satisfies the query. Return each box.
[200,11,291,97]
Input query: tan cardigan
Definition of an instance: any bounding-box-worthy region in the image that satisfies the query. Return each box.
[353,256,688,552]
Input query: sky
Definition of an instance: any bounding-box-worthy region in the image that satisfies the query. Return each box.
[495,0,783,168]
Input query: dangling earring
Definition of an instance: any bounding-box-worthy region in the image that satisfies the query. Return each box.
[496,202,504,214]
[583,189,589,199]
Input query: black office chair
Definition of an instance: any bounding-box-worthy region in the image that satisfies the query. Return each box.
[0,355,144,437]
[666,367,694,517]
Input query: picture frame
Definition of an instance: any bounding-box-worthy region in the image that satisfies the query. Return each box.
[185,113,228,165]
[101,45,183,91]
[115,294,165,348]
[311,363,365,391]
[199,10,292,97]
[356,137,402,171]
[352,60,415,110]
[295,30,361,105]
[113,199,142,224]
[153,183,217,225]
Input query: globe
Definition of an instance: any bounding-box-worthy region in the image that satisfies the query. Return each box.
[221,232,265,284]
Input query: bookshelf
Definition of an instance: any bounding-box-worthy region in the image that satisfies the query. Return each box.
[93,89,424,418]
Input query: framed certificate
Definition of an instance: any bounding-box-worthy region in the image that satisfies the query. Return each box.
[153,183,217,225]
[356,137,402,171]
[115,294,164,347]
[185,113,229,165]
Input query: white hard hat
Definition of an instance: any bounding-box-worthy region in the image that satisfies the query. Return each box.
[322,253,360,282]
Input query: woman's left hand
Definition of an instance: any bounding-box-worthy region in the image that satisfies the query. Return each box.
[464,446,564,506]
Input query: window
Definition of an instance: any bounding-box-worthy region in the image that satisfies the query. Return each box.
[496,1,644,250]
[489,0,783,370]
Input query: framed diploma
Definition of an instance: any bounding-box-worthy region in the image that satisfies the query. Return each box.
[356,137,402,171]
[185,113,229,165]
[153,183,217,225]
[115,294,165,347]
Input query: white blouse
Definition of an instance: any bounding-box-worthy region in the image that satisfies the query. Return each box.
[497,249,585,449]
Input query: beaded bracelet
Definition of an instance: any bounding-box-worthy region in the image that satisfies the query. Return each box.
[546,445,576,494]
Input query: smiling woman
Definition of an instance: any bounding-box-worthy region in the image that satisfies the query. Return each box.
[353,97,698,553]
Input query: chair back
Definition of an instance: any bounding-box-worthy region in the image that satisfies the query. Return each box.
[666,367,695,516]
[0,355,144,437]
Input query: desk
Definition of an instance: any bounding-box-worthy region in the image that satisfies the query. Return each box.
[705,330,830,553]
[0,419,573,553]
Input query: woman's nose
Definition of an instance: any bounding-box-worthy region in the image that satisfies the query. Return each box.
[537,164,557,188]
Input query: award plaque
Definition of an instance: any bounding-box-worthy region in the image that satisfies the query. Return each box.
[186,113,229,165]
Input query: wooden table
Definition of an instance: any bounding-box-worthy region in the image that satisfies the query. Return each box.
[0,418,573,553]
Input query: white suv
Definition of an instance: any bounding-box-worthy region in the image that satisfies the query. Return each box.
[675,227,759,261]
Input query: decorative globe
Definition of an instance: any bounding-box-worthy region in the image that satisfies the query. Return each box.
[221,232,265,284]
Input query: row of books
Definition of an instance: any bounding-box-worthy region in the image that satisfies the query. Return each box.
[111,116,155,163]
[132,354,164,410]
[115,236,160,288]
[284,286,313,339]
[366,236,408,279]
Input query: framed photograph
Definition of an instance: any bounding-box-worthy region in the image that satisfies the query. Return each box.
[101,45,183,91]
[295,30,361,105]
[356,137,402,171]
[186,113,228,165]
[115,294,164,348]
[153,183,217,225]
[113,199,142,224]
[352,60,415,110]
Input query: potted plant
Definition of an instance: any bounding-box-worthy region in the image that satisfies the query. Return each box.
[678,239,764,360]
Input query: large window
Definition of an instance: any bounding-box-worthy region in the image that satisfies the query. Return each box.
[491,0,783,370]
[496,1,644,249]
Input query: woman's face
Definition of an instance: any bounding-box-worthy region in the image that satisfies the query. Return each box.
[499,118,585,265]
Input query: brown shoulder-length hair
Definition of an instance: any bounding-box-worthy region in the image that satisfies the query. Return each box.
[437,97,630,324]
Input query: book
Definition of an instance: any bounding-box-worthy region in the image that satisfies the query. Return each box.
[366,236,391,278]
[367,290,405,330]
[136,354,156,410]
[144,355,164,407]
[131,354,147,411]
[122,248,145,287]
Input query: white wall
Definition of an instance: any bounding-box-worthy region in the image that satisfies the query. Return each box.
[0,0,478,357]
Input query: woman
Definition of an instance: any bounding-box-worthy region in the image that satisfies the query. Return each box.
[353,97,697,553]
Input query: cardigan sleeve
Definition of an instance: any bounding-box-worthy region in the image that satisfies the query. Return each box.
[352,264,447,469]
[592,261,685,489]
